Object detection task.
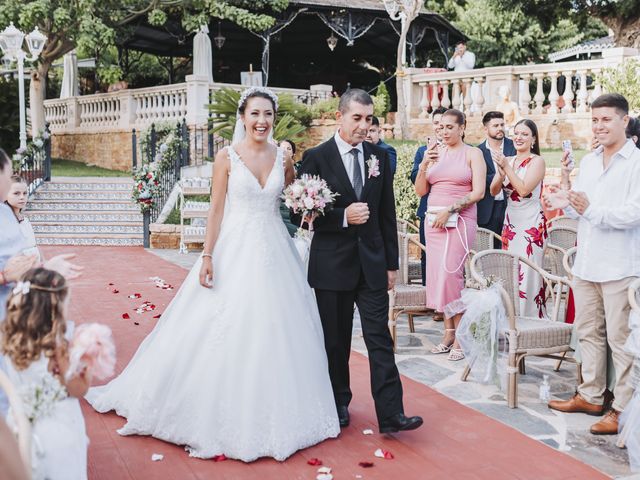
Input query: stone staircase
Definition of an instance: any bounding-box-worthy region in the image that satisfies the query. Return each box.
[27,177,144,246]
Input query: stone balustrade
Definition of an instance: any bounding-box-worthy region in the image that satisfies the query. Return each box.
[405,48,638,148]
[44,77,328,135]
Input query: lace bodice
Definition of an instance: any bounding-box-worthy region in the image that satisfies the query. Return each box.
[225,146,284,220]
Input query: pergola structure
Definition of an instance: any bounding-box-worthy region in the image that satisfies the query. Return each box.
[118,0,465,93]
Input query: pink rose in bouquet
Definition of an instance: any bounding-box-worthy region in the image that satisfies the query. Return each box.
[66,323,116,381]
[282,174,339,227]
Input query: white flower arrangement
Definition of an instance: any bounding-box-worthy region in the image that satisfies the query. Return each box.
[19,374,68,424]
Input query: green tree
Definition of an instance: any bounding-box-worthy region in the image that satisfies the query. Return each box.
[425,0,607,67]
[598,59,640,114]
[499,0,640,49]
[0,1,290,135]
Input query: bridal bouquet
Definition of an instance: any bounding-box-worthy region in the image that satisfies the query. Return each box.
[66,323,116,382]
[282,174,338,264]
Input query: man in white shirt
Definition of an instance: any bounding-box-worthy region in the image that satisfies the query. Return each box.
[447,41,476,72]
[546,94,640,436]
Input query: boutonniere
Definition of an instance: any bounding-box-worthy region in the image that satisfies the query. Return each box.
[367,155,380,178]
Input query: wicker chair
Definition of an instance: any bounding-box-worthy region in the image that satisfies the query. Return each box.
[397,220,422,284]
[389,231,429,350]
[462,250,575,408]
[542,225,577,278]
[617,278,640,448]
[547,215,578,229]
[464,228,503,289]
[0,370,31,476]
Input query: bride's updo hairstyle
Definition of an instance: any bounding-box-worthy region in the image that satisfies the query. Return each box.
[237,87,279,115]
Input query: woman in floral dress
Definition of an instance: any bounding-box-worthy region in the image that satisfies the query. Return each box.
[490,119,547,318]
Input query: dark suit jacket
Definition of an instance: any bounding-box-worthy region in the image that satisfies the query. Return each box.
[293,138,399,291]
[377,140,397,176]
[411,145,428,218]
[476,138,517,225]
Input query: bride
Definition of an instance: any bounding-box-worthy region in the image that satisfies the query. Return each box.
[86,87,340,462]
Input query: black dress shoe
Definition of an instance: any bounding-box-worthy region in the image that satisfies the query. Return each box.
[379,413,423,433]
[337,405,350,427]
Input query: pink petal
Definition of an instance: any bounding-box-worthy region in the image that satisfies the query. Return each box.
[212,454,227,462]
[307,458,323,466]
[122,313,130,320]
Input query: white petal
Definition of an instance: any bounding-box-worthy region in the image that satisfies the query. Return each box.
[362,429,374,435]
[374,448,385,458]
[151,453,164,461]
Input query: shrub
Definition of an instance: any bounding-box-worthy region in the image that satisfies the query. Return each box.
[598,59,640,114]
[393,142,422,222]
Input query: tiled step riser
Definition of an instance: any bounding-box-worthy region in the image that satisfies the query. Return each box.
[28,213,142,223]
[36,238,144,246]
[33,225,143,235]
[34,192,133,201]
[40,183,133,192]
[28,202,139,212]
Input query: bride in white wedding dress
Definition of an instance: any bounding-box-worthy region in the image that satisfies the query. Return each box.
[86,87,340,462]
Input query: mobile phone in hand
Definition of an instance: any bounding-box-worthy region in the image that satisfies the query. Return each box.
[562,140,575,170]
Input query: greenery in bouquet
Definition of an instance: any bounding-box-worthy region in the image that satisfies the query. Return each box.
[20,374,67,424]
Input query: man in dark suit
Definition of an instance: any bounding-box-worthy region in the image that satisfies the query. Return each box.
[366,116,397,175]
[476,111,517,246]
[293,89,422,434]
[410,106,447,285]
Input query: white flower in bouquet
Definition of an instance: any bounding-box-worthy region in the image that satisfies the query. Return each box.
[19,375,68,424]
[159,143,169,154]
[33,138,44,148]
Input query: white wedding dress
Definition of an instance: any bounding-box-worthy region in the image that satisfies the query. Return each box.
[86,146,340,462]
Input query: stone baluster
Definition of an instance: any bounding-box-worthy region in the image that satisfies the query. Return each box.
[440,80,451,109]
[463,78,473,114]
[547,72,560,114]
[533,73,545,114]
[576,69,589,113]
[418,82,429,118]
[451,81,461,111]
[561,71,574,113]
[472,77,485,114]
[519,74,532,115]
[429,81,441,111]
[591,69,603,102]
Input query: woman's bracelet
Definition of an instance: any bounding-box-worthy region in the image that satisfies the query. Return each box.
[0,270,5,286]
[202,253,213,259]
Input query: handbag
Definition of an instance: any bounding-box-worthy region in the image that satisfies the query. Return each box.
[426,206,459,229]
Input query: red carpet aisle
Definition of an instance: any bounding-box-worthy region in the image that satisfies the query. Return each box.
[41,246,609,480]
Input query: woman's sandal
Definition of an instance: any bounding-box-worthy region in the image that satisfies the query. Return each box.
[430,329,455,354]
[447,348,465,362]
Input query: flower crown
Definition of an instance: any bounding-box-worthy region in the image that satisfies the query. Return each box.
[238,86,279,112]
[12,280,66,297]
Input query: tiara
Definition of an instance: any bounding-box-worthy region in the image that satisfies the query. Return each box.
[237,86,279,112]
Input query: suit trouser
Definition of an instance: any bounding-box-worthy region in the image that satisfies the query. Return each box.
[478,199,506,249]
[573,276,636,411]
[315,271,404,423]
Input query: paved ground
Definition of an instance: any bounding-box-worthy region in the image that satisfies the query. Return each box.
[148,248,637,479]
[40,246,634,479]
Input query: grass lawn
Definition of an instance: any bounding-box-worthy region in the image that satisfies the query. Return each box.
[52,158,130,177]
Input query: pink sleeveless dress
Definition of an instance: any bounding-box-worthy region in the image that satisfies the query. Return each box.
[425,145,477,318]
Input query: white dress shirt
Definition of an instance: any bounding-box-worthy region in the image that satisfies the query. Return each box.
[448,51,476,72]
[566,139,640,282]
[334,131,366,227]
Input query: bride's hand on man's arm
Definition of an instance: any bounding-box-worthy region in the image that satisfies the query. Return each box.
[199,256,213,288]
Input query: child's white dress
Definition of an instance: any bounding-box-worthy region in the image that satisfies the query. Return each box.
[5,355,88,480]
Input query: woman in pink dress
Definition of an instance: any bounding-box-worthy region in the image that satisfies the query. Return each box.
[490,119,547,318]
[414,109,487,361]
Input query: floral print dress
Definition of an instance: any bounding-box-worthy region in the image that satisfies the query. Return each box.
[501,156,547,318]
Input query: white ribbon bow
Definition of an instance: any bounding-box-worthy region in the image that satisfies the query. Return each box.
[12,281,31,295]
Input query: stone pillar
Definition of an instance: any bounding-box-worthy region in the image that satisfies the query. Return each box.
[185,74,210,127]
[118,90,136,129]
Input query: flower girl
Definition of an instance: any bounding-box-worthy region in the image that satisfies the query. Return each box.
[5,175,40,260]
[1,268,90,480]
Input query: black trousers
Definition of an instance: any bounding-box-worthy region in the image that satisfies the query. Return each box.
[315,272,404,423]
[479,200,506,249]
